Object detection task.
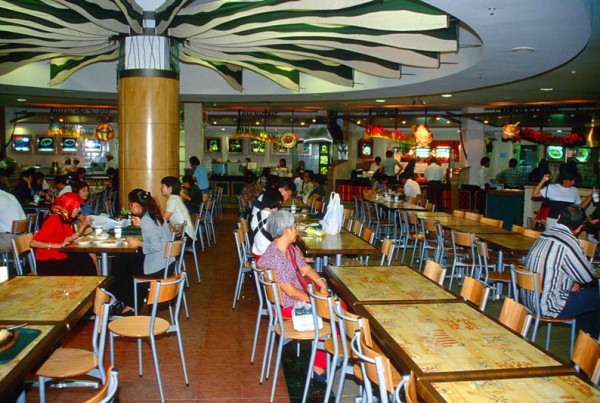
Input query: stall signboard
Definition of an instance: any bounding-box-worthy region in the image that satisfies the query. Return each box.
[85,138,102,153]
[435,146,451,159]
[60,136,78,153]
[546,145,564,162]
[566,147,591,163]
[36,135,56,153]
[12,135,32,153]
[415,146,430,159]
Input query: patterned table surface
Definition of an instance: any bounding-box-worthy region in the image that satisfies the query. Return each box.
[476,233,536,254]
[364,196,426,211]
[0,324,60,397]
[325,265,457,305]
[297,229,379,256]
[360,302,572,381]
[0,276,108,324]
[420,374,600,402]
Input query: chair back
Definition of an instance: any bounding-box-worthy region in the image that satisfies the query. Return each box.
[523,228,541,239]
[26,213,38,232]
[334,300,375,348]
[350,329,396,399]
[82,366,119,403]
[464,211,482,221]
[480,216,503,228]
[511,224,525,234]
[406,196,418,205]
[452,210,466,218]
[11,218,31,236]
[11,232,36,275]
[351,220,363,236]
[405,371,418,403]
[343,209,354,225]
[578,238,597,263]
[423,259,445,285]
[380,238,395,266]
[452,230,475,249]
[170,222,186,241]
[163,239,186,278]
[460,276,490,311]
[498,297,532,337]
[91,288,114,383]
[511,266,542,295]
[572,330,600,384]
[313,200,324,213]
[147,272,186,305]
[361,227,375,244]
[426,202,435,212]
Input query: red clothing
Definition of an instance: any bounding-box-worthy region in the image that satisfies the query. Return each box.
[33,215,74,260]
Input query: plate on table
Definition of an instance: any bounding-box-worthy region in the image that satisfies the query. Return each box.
[98,240,121,248]
[74,236,93,246]
[0,329,17,352]
[94,233,110,240]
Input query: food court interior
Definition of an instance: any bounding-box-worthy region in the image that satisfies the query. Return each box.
[1,0,600,402]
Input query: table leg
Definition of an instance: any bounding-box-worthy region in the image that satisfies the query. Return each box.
[335,254,342,266]
[101,252,109,276]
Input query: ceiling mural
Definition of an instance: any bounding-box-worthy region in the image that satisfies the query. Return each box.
[0,0,458,91]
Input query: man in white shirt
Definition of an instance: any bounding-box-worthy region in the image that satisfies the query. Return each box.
[479,157,491,189]
[369,156,381,172]
[0,189,26,252]
[399,173,421,199]
[160,176,195,243]
[424,157,444,208]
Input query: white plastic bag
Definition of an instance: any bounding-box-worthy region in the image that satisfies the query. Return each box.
[291,301,322,331]
[322,192,343,235]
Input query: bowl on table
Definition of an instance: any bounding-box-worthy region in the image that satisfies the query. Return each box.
[95,233,110,241]
[74,236,93,246]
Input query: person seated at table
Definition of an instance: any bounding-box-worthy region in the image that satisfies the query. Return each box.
[72,180,95,218]
[160,176,195,244]
[30,192,97,276]
[306,174,326,203]
[372,172,389,194]
[0,189,26,260]
[240,171,261,206]
[251,188,283,259]
[13,167,35,203]
[180,174,202,214]
[296,170,315,204]
[522,204,600,338]
[32,171,52,202]
[55,174,72,197]
[258,210,329,381]
[399,172,421,199]
[110,189,173,314]
[251,178,296,217]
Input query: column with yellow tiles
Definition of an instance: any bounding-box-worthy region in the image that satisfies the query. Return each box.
[117,36,180,209]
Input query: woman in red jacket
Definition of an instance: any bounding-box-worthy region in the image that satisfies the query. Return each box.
[30,192,97,275]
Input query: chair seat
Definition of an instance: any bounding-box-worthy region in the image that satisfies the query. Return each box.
[488,271,512,283]
[534,315,577,324]
[108,316,171,338]
[275,320,332,340]
[410,234,424,240]
[36,348,98,378]
[324,335,346,357]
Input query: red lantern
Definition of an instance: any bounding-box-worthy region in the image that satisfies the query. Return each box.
[95,123,114,141]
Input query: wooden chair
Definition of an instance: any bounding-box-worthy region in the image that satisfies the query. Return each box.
[578,238,597,264]
[379,238,395,266]
[423,259,446,285]
[448,230,476,289]
[26,212,38,232]
[11,232,36,275]
[258,272,332,403]
[350,328,406,403]
[1,217,31,268]
[343,208,354,227]
[510,266,577,355]
[402,212,423,267]
[452,210,466,218]
[405,371,418,403]
[480,216,504,228]
[498,297,532,337]
[368,203,396,242]
[459,276,490,311]
[464,211,483,221]
[572,330,600,385]
[426,202,436,212]
[82,366,119,403]
[109,273,189,402]
[418,219,444,270]
[36,289,113,402]
[473,240,513,301]
[406,196,419,205]
[232,228,254,309]
[523,228,542,239]
[350,219,363,237]
[511,224,526,234]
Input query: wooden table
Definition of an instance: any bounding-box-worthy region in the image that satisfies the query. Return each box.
[60,236,140,275]
[413,211,451,219]
[325,265,457,305]
[296,229,379,266]
[419,374,600,402]
[476,233,536,254]
[283,197,309,209]
[0,276,108,326]
[365,196,426,211]
[357,301,572,382]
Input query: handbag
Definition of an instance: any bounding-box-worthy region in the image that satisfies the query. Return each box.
[291,301,323,331]
[288,244,314,293]
[322,192,344,235]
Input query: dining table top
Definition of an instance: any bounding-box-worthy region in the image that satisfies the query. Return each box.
[59,235,140,255]
[0,324,62,398]
[325,265,457,305]
[413,211,451,218]
[418,373,600,402]
[364,196,426,211]
[357,301,572,382]
[0,275,109,326]
[476,233,536,254]
[296,228,379,256]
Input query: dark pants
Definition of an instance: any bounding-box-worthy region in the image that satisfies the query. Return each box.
[37,253,97,276]
[427,181,443,209]
[559,287,600,338]
[110,250,176,308]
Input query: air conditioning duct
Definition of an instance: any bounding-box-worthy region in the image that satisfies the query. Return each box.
[303,124,333,144]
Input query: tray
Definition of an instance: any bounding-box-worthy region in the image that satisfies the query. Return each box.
[0,329,41,365]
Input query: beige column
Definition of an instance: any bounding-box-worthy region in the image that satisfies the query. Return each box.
[118,71,179,209]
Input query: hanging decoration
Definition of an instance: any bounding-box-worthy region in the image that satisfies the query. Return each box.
[502,121,520,140]
[95,122,114,141]
[517,128,585,146]
[364,125,409,142]
[412,124,432,146]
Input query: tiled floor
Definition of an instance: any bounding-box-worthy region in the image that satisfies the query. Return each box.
[21,209,575,402]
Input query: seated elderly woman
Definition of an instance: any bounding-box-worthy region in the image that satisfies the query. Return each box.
[258,210,329,381]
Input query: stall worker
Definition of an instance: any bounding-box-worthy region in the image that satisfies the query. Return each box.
[424,157,444,208]
[189,155,211,194]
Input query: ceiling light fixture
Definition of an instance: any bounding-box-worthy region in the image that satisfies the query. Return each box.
[441,94,452,98]
[375,99,386,103]
[17,98,27,102]
[511,47,535,53]
[540,87,554,91]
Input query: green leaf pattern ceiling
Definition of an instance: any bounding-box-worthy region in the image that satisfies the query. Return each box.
[0,0,457,91]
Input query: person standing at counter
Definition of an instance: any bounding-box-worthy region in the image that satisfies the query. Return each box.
[496,158,526,189]
[30,192,97,276]
[478,157,491,189]
[424,157,444,208]
[105,152,118,171]
[379,150,403,183]
[531,167,594,229]
[190,155,211,194]
[369,156,381,172]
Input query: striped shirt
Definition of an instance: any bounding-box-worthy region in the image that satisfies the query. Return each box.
[522,224,594,317]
